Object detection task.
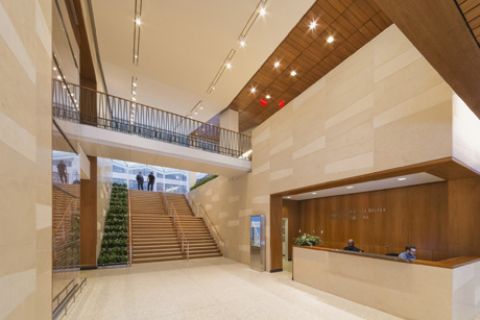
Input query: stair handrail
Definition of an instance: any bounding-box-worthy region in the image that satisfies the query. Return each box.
[187,197,224,253]
[166,199,190,260]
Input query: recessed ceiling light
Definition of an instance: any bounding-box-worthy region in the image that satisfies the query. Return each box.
[133,82,137,87]
[286,196,291,199]
[132,97,136,101]
[259,6,267,17]
[397,177,407,181]
[225,62,232,69]
[132,91,136,95]
[346,185,354,189]
[135,17,142,26]
[199,106,204,110]
[290,70,297,77]
[273,61,280,68]
[250,87,257,94]
[326,35,335,44]
[53,66,57,71]
[194,111,198,115]
[308,19,318,31]
[56,75,62,80]
[239,38,246,48]
[265,94,271,100]
[312,192,317,195]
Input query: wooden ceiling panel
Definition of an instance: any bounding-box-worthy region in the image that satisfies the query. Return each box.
[456,0,480,45]
[230,0,392,131]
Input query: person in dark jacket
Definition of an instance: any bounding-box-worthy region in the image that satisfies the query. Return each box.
[136,172,144,190]
[147,172,155,191]
[343,239,362,252]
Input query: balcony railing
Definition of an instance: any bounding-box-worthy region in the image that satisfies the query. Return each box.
[52,80,252,159]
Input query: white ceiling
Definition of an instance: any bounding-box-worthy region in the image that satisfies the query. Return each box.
[285,173,445,201]
[91,0,315,122]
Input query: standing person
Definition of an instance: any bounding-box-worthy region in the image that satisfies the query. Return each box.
[136,172,144,190]
[398,245,417,262]
[57,160,68,184]
[147,172,155,191]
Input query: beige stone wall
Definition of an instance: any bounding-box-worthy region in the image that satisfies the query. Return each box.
[0,0,53,319]
[189,25,455,270]
[96,157,113,259]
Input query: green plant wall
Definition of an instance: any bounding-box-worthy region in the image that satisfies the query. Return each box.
[97,183,129,265]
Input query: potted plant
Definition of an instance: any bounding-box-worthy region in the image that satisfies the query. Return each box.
[294,233,321,246]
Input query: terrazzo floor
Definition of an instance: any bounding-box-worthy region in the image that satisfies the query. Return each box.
[63,257,402,320]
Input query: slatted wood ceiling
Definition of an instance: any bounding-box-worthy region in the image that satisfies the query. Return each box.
[456,0,480,45]
[229,0,392,132]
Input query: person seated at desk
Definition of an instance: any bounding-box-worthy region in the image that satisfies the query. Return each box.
[398,245,416,262]
[343,239,362,252]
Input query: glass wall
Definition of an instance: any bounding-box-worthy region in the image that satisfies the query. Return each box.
[111,160,202,194]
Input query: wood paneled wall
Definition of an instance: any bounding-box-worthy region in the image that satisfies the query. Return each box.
[282,200,300,260]
[80,156,97,268]
[283,177,480,261]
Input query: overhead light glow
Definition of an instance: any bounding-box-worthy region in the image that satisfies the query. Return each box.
[239,38,247,48]
[194,111,198,115]
[312,192,317,195]
[132,91,136,95]
[346,185,354,189]
[397,177,407,181]
[199,106,204,110]
[265,94,271,100]
[135,17,142,26]
[259,6,267,17]
[133,82,137,87]
[56,75,62,80]
[273,61,280,68]
[326,35,334,44]
[53,66,57,71]
[225,62,232,69]
[286,196,291,199]
[250,87,257,94]
[290,70,297,77]
[308,19,318,31]
[132,97,136,101]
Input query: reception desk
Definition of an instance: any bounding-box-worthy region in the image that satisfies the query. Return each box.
[293,246,480,320]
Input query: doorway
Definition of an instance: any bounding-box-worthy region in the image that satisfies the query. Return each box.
[282,218,292,272]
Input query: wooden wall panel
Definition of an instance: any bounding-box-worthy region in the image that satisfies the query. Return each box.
[282,200,300,260]
[297,182,461,260]
[270,195,283,271]
[80,156,97,268]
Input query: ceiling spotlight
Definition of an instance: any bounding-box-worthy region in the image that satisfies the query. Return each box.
[53,66,57,71]
[326,35,335,44]
[239,38,247,48]
[308,19,318,31]
[286,196,291,199]
[273,61,280,68]
[312,192,317,195]
[132,96,136,101]
[133,82,137,87]
[199,106,204,110]
[225,62,232,69]
[250,87,257,94]
[290,70,297,77]
[346,185,354,189]
[265,94,271,100]
[259,6,267,17]
[132,91,136,95]
[135,17,142,26]
[56,75,62,80]
[397,177,407,181]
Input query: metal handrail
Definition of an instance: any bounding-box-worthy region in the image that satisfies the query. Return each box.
[52,80,252,159]
[187,197,224,253]
[165,196,190,260]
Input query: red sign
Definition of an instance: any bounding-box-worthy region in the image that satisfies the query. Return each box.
[260,98,268,107]
[278,100,285,108]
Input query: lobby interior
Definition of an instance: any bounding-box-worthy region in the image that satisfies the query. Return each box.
[2,0,480,319]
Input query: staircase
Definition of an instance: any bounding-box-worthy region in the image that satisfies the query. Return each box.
[129,190,183,263]
[129,190,221,263]
[166,193,221,259]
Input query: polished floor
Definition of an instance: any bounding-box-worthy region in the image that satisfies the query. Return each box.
[63,258,401,320]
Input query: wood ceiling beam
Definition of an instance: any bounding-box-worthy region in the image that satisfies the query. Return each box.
[373,0,480,117]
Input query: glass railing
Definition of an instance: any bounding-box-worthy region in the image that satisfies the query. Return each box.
[52,80,252,159]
